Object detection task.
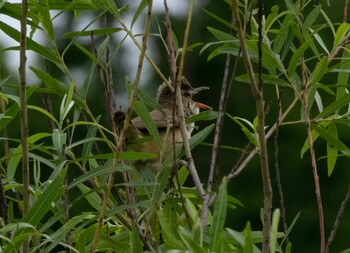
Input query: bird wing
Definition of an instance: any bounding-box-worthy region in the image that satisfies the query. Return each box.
[132,109,178,130]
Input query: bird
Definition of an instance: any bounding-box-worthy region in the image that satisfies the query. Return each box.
[114,76,211,167]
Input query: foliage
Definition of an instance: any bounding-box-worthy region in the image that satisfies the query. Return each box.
[1,0,350,252]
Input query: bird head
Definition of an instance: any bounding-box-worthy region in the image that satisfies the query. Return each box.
[157,76,211,117]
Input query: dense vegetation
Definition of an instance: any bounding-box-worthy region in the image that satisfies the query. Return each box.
[1,0,350,252]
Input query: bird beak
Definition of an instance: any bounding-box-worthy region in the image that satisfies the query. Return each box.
[192,86,211,110]
[193,86,210,94]
[195,101,212,110]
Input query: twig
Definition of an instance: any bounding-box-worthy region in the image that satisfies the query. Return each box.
[19,0,29,251]
[228,96,299,180]
[325,183,350,253]
[164,0,192,229]
[89,1,154,252]
[174,0,206,202]
[0,84,9,226]
[301,52,325,253]
[343,0,349,23]
[202,16,237,227]
[274,88,289,244]
[102,13,116,127]
[231,1,272,251]
[164,0,176,85]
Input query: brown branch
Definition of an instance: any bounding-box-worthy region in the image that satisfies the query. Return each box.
[89,1,154,252]
[301,54,325,253]
[325,183,350,253]
[231,1,272,251]
[19,0,29,251]
[164,0,177,86]
[0,84,9,226]
[169,0,207,227]
[274,88,289,244]
[343,0,349,23]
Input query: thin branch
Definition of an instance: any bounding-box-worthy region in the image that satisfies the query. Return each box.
[274,88,289,244]
[164,0,177,85]
[202,16,238,226]
[301,52,325,253]
[343,0,349,23]
[89,1,154,252]
[19,0,29,251]
[228,96,299,180]
[325,183,350,253]
[231,1,272,251]
[0,84,9,226]
[172,0,207,222]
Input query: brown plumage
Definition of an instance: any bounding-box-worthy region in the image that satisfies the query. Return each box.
[114,77,210,166]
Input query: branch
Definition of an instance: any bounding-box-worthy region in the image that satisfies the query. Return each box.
[231,1,272,252]
[325,183,350,253]
[301,48,325,253]
[173,0,207,210]
[19,0,29,251]
[89,1,154,252]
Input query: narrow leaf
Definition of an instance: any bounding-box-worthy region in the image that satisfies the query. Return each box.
[132,100,162,151]
[288,39,312,77]
[210,177,227,252]
[326,122,338,176]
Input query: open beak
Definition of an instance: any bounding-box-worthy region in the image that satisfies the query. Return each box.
[195,101,212,110]
[193,86,210,94]
[192,86,212,110]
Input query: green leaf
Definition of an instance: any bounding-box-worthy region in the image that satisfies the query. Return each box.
[35,0,55,40]
[316,92,350,119]
[309,56,328,86]
[10,168,67,250]
[270,209,281,253]
[100,0,120,19]
[0,21,60,64]
[303,5,321,30]
[132,100,162,151]
[207,27,238,44]
[300,127,320,158]
[335,46,350,112]
[30,67,85,107]
[333,23,350,49]
[77,183,102,211]
[235,73,291,87]
[199,6,234,28]
[311,123,350,153]
[326,122,338,176]
[74,43,101,66]
[228,115,259,147]
[52,129,67,155]
[131,223,144,253]
[63,27,123,38]
[131,0,147,28]
[186,110,218,123]
[0,87,35,132]
[7,133,51,181]
[210,177,227,252]
[243,222,254,253]
[288,39,312,77]
[27,105,59,127]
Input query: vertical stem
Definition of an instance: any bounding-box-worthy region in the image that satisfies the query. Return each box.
[343,0,349,23]
[89,1,154,252]
[231,1,272,252]
[274,89,289,244]
[0,84,9,226]
[175,0,206,198]
[301,58,325,253]
[19,0,29,252]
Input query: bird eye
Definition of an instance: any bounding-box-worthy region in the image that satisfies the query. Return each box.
[184,92,191,98]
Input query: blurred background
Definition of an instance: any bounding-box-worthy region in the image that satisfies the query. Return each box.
[1,0,350,252]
